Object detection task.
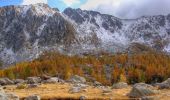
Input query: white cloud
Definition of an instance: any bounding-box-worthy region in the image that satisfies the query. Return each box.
[62,0,80,6]
[22,0,48,5]
[81,0,170,19]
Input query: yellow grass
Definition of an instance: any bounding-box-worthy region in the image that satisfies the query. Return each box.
[4,83,131,100]
[4,83,170,100]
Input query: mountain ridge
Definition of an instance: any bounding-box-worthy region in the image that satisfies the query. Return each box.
[0,3,170,66]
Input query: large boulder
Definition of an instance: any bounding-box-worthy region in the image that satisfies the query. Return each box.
[24,95,40,100]
[112,82,128,89]
[156,78,170,89]
[27,77,41,84]
[0,78,14,85]
[68,75,86,83]
[129,84,158,98]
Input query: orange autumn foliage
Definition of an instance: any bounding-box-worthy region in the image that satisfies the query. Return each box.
[0,51,170,85]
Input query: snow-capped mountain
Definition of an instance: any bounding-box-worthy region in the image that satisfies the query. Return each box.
[63,8,170,53]
[0,3,170,66]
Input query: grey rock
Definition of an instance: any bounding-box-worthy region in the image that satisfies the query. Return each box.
[0,93,19,100]
[68,75,86,83]
[6,93,19,100]
[133,83,154,89]
[24,95,40,100]
[141,96,157,100]
[156,78,170,89]
[58,79,65,83]
[93,81,102,87]
[73,83,88,89]
[0,78,14,85]
[80,96,86,100]
[0,93,8,100]
[43,77,59,84]
[129,85,158,98]
[14,79,25,84]
[40,75,51,80]
[27,77,41,84]
[102,88,112,93]
[69,87,83,93]
[112,82,128,89]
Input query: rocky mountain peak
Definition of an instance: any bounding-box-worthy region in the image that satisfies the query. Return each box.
[0,4,170,66]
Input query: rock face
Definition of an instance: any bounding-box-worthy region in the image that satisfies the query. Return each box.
[112,82,128,89]
[129,83,158,98]
[1,4,170,66]
[0,4,76,67]
[68,75,86,84]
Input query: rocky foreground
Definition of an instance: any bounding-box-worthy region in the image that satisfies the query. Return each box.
[1,75,170,100]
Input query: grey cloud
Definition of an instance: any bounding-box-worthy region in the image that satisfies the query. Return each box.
[93,0,170,19]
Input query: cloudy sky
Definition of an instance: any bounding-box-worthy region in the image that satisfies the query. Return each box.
[0,0,170,19]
